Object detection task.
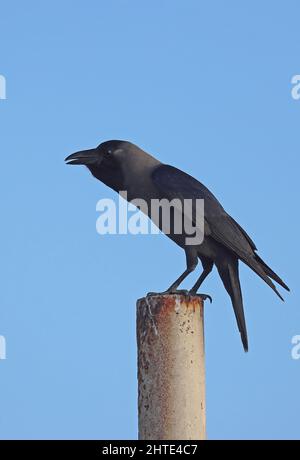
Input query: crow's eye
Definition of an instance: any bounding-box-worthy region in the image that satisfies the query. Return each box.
[103,149,111,159]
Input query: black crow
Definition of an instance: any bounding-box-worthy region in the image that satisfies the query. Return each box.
[65,140,289,351]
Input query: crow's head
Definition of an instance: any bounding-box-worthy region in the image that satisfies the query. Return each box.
[65,139,128,191]
[65,139,129,166]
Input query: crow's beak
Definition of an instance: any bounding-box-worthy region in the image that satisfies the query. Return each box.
[65,148,98,165]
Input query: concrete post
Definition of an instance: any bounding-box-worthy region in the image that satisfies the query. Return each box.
[137,294,206,440]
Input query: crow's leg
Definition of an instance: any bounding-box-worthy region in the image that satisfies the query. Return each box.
[147,249,198,296]
[189,257,214,301]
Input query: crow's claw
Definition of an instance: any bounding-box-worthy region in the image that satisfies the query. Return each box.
[189,292,213,303]
[146,289,189,297]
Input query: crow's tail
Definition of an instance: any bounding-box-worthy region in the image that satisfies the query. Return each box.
[216,258,248,352]
[242,255,286,301]
[254,254,290,292]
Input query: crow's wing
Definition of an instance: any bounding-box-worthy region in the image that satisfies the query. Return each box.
[152,164,256,260]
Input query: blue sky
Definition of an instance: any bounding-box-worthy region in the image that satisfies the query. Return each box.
[0,1,299,440]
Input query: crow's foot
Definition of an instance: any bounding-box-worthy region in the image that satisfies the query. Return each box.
[188,292,212,303]
[146,289,189,297]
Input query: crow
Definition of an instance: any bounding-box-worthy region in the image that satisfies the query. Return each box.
[65,140,289,351]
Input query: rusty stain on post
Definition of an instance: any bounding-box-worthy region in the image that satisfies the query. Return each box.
[137,294,206,440]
